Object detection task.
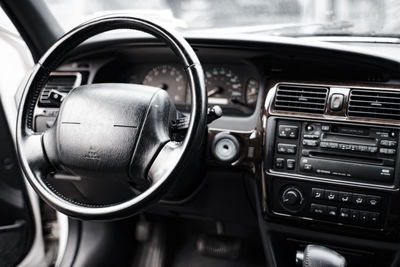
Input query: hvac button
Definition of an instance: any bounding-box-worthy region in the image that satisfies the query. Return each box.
[352,194,367,205]
[327,206,338,217]
[350,209,359,220]
[368,212,380,224]
[366,195,381,207]
[339,208,350,219]
[339,192,352,203]
[330,94,344,111]
[310,204,326,215]
[324,190,339,201]
[311,188,324,199]
[360,211,369,222]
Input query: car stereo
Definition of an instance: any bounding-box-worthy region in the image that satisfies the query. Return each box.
[271,119,399,185]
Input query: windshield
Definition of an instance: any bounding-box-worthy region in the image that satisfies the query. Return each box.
[45,0,400,37]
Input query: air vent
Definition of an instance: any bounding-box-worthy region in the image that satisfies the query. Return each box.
[274,84,329,114]
[39,73,81,107]
[348,89,400,121]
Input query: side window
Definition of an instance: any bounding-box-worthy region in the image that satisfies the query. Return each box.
[0,8,33,106]
[0,7,19,35]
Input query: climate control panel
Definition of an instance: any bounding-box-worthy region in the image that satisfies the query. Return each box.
[269,179,387,229]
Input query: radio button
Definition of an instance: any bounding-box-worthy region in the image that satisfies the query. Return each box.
[387,149,396,155]
[357,145,368,152]
[302,140,319,147]
[311,188,324,199]
[380,140,390,146]
[275,158,285,169]
[352,194,367,205]
[388,141,397,147]
[321,124,330,132]
[278,144,297,154]
[286,159,296,170]
[320,142,329,148]
[279,125,298,139]
[380,140,397,147]
[286,146,296,154]
[303,164,313,171]
[303,134,319,139]
[328,142,339,149]
[339,143,351,151]
[339,192,352,203]
[366,195,381,207]
[306,125,314,132]
[324,190,339,201]
[379,148,396,155]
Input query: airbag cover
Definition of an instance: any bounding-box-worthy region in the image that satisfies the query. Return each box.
[46,83,161,179]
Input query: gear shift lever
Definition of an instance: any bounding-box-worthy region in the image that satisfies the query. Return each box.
[296,245,347,267]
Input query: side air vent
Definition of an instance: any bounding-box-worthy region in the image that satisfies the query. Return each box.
[348,89,400,121]
[274,84,329,114]
[39,72,81,107]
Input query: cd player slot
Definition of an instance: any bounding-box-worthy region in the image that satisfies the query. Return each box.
[321,134,377,146]
[304,150,385,165]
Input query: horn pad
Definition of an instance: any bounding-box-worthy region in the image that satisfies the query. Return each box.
[43,83,171,181]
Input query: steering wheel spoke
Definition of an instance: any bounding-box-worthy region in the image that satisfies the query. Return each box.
[148,141,184,185]
[19,132,52,178]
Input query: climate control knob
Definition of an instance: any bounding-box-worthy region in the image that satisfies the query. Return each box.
[281,187,304,211]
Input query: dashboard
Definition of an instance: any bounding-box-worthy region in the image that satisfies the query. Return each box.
[29,35,400,267]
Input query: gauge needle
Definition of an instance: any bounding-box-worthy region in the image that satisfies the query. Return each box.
[208,87,223,97]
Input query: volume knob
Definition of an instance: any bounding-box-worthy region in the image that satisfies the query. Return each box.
[281,187,304,210]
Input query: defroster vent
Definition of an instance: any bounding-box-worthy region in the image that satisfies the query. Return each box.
[274,84,329,114]
[348,89,400,121]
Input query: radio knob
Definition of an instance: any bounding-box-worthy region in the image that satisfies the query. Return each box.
[281,187,303,207]
[306,125,314,132]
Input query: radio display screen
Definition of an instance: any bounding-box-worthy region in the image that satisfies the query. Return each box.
[332,125,369,136]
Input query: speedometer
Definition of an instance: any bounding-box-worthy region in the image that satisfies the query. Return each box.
[205,66,243,105]
[143,65,186,104]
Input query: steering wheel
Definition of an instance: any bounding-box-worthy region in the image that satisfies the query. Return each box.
[16,15,207,220]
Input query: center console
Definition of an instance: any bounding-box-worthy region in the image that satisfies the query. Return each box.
[264,117,400,230]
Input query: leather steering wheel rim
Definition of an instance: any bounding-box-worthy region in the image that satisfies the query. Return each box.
[16,15,207,220]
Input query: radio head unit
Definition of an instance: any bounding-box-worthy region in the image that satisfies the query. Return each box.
[269,118,399,186]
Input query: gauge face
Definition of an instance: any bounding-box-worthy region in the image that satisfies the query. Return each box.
[205,66,243,105]
[246,78,259,105]
[142,65,186,104]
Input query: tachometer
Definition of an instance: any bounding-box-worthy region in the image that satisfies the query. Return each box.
[142,65,186,104]
[205,66,243,105]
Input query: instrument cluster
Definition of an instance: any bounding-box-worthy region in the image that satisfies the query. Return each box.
[123,63,260,116]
